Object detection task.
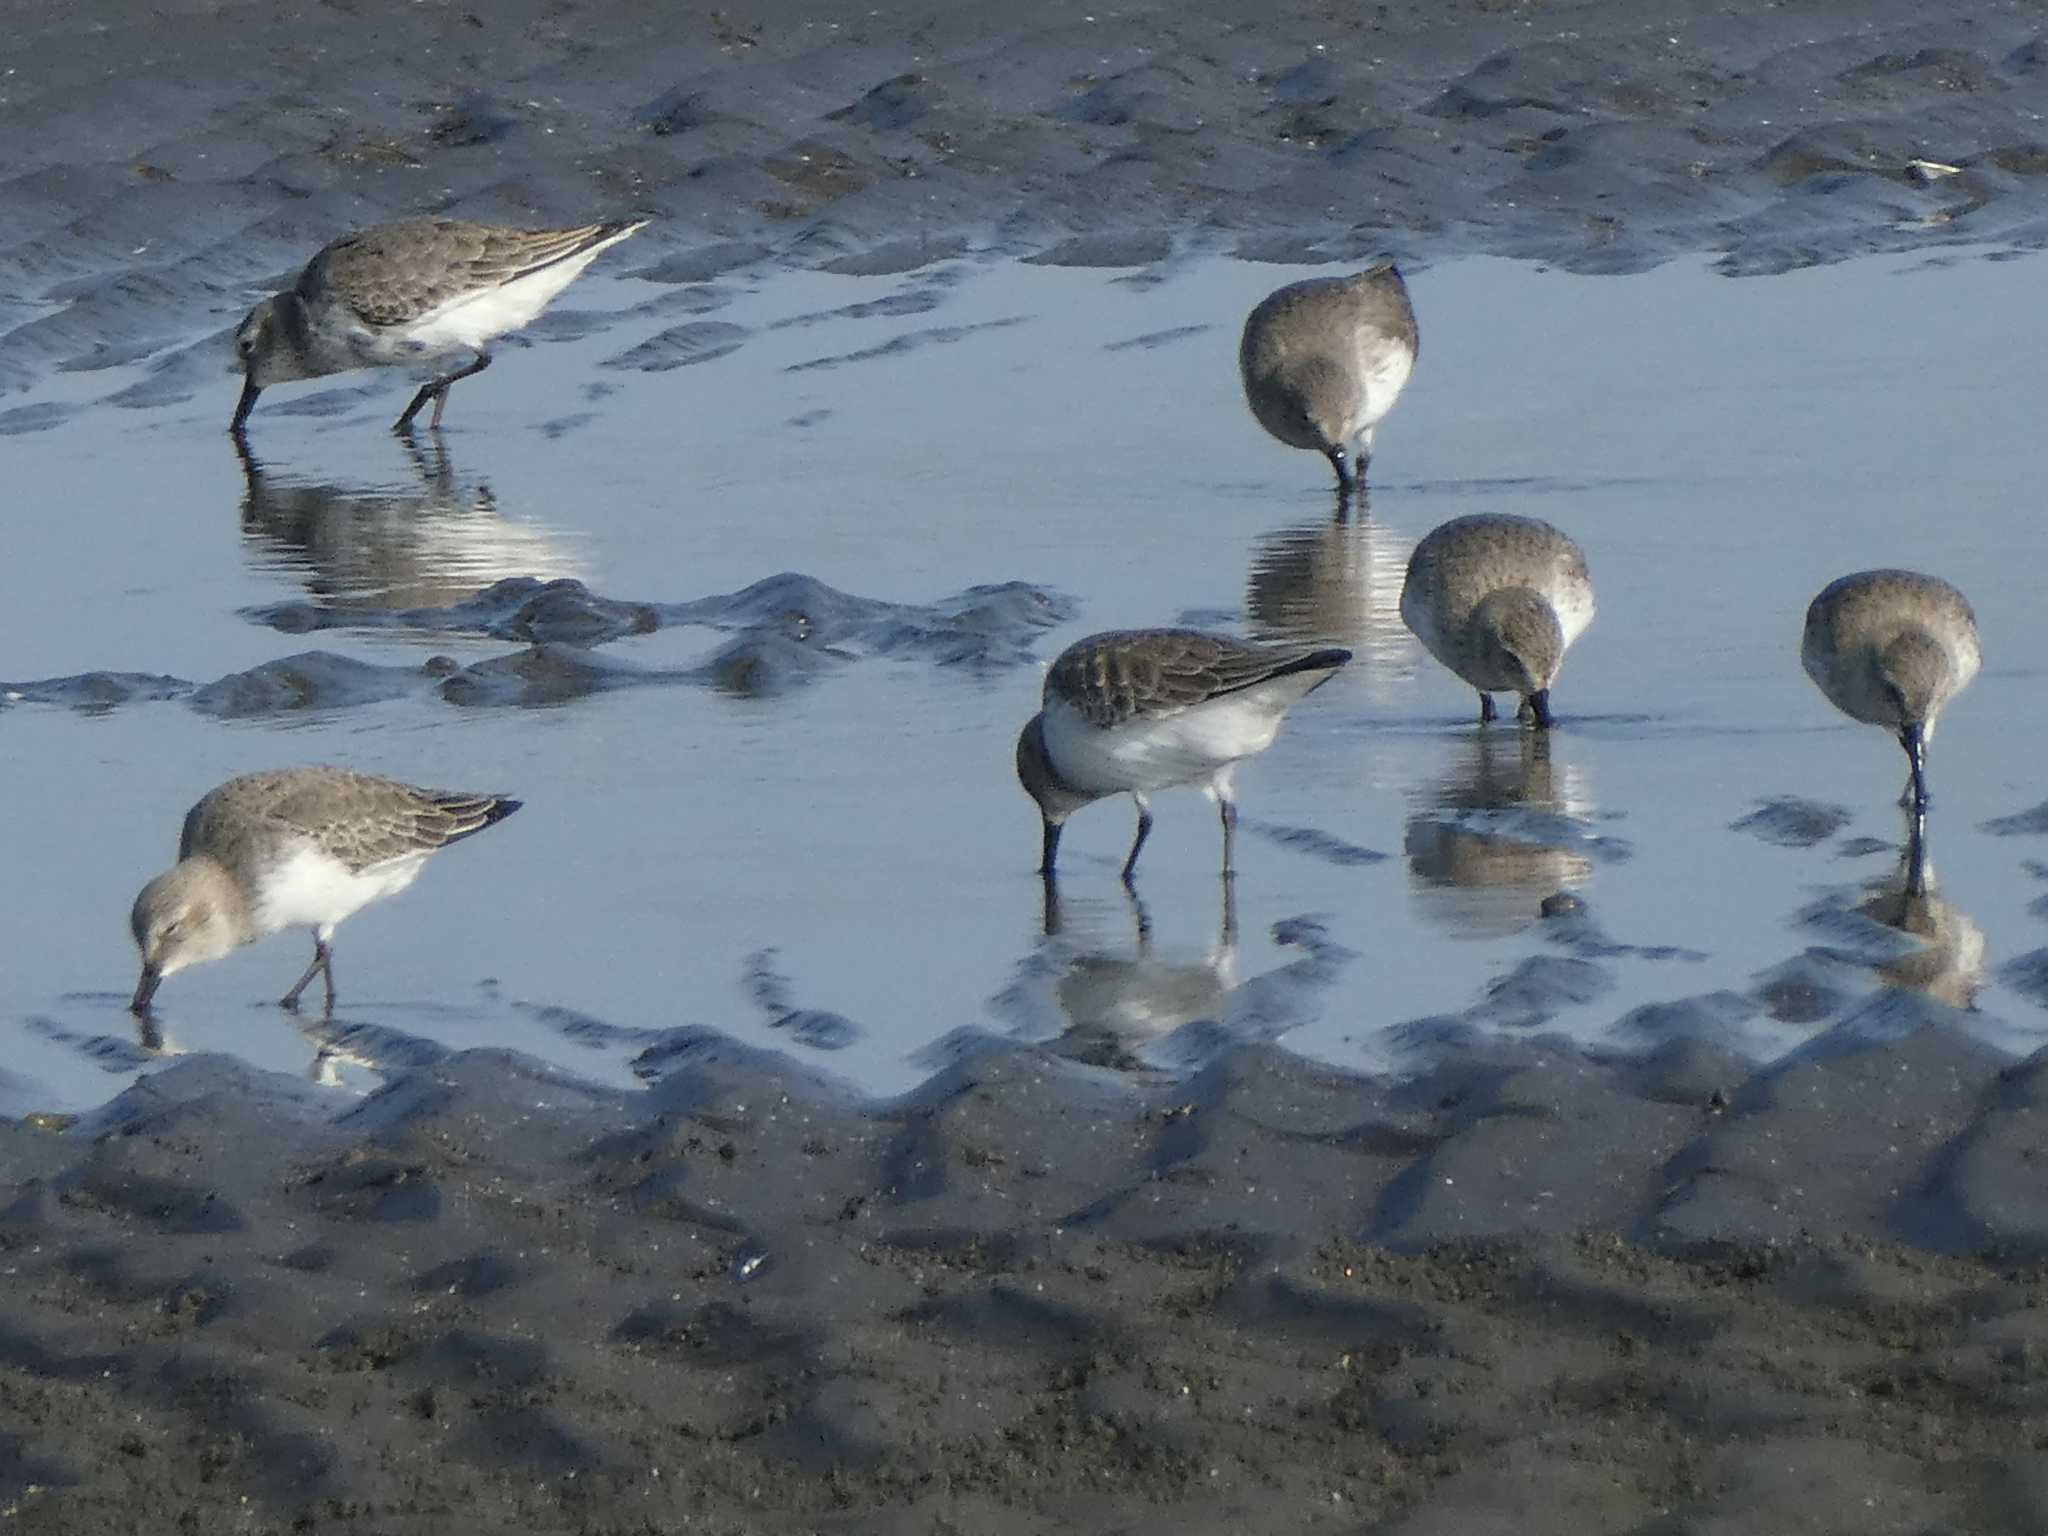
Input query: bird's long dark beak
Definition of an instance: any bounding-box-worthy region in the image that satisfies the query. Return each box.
[1038,818,1062,877]
[130,965,163,1015]
[1325,444,1352,490]
[1528,688,1556,731]
[229,375,262,435]
[1901,723,1929,814]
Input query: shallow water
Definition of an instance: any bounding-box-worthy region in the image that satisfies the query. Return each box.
[4,247,2046,1113]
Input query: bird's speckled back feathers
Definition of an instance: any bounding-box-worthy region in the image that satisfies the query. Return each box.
[302,219,645,329]
[1240,264,1419,363]
[1045,629,1352,728]
[179,767,521,876]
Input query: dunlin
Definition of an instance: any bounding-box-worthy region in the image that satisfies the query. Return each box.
[230,217,649,435]
[1400,513,1594,728]
[1801,569,1980,819]
[1239,264,1418,490]
[129,767,521,1015]
[1015,629,1351,881]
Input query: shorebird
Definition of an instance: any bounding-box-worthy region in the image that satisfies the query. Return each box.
[229,217,649,435]
[1400,513,1594,729]
[1015,629,1351,881]
[1801,570,1980,820]
[129,767,521,1015]
[1239,263,1418,490]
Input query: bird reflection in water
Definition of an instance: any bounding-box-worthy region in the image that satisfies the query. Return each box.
[1244,487,1420,702]
[992,877,1354,1072]
[236,434,584,615]
[299,1024,385,1090]
[1031,878,1238,1071]
[127,996,420,1090]
[1854,826,1984,1009]
[131,1011,182,1058]
[1404,729,1596,936]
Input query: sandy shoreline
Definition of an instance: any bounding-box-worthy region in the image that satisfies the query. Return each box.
[7,0,2048,1529]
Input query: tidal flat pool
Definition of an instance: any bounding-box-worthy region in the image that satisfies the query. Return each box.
[3,247,2043,1113]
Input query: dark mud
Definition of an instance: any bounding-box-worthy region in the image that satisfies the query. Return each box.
[1,0,2046,413]
[6,569,1071,715]
[3,1036,2047,1533]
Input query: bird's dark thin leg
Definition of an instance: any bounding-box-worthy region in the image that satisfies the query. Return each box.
[1219,871,1238,949]
[1479,693,1497,725]
[396,382,438,434]
[395,351,493,433]
[1121,806,1155,886]
[1218,797,1239,877]
[281,937,332,1012]
[1039,819,1063,878]
[1528,689,1556,731]
[1325,445,1353,491]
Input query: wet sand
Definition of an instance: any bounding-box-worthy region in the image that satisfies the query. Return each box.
[7,0,2048,1529]
[4,1033,2047,1533]
[4,0,2048,415]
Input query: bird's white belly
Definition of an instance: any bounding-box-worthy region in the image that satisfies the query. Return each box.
[1550,578,1597,651]
[252,844,428,938]
[392,253,604,354]
[1353,338,1415,430]
[1042,694,1287,797]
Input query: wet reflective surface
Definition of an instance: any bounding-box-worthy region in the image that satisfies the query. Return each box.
[5,250,2047,1111]
[237,436,588,617]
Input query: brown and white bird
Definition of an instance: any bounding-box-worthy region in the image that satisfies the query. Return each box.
[1400,513,1595,729]
[1801,569,1981,820]
[230,217,649,434]
[1015,629,1351,881]
[1239,264,1419,490]
[129,767,521,1014]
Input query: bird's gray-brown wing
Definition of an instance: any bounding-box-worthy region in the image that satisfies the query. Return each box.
[1047,629,1349,727]
[182,768,519,873]
[301,776,520,872]
[302,218,640,329]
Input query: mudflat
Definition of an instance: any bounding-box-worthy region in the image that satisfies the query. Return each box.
[5,0,2048,1531]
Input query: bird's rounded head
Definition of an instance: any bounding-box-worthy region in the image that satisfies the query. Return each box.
[129,859,246,1011]
[1015,715,1093,825]
[1472,587,1566,695]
